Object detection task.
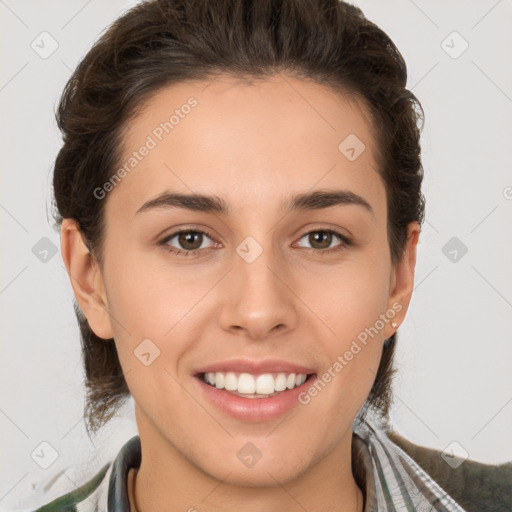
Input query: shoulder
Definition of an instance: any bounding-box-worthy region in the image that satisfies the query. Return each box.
[29,462,112,512]
[11,435,141,512]
[2,461,113,512]
[387,429,512,512]
[353,411,479,511]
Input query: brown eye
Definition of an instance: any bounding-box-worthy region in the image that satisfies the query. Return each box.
[296,229,352,254]
[177,231,204,250]
[308,231,333,249]
[161,230,215,256]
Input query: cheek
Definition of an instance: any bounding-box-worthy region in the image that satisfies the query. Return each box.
[304,284,387,418]
[311,254,391,333]
[306,253,391,389]
[105,248,202,334]
[103,250,216,390]
[319,279,387,378]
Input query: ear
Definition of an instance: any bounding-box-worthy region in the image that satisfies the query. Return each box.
[60,218,114,340]
[384,221,420,338]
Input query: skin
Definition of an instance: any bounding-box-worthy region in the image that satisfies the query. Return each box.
[61,73,419,512]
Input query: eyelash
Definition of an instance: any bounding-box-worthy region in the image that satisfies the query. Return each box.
[159,228,352,257]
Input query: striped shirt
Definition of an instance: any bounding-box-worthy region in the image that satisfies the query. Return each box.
[12,410,468,512]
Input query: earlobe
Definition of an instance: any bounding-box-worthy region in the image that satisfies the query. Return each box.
[385,221,420,338]
[60,218,114,340]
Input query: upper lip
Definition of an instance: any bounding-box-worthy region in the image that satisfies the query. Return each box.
[194,358,316,376]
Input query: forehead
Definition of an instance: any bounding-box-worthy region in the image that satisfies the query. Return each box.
[107,73,385,220]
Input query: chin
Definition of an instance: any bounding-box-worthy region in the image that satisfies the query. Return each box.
[209,465,306,489]
[194,446,314,488]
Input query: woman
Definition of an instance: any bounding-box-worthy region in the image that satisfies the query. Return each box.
[32,0,468,510]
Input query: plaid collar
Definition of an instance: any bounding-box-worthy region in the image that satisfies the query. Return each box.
[351,409,467,512]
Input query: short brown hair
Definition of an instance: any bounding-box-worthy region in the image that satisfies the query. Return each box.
[51,0,425,436]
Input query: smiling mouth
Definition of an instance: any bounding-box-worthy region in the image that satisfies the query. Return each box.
[196,371,316,398]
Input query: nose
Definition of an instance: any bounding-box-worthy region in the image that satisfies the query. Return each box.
[217,239,298,341]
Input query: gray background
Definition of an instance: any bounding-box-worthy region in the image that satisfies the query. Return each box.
[1,0,511,509]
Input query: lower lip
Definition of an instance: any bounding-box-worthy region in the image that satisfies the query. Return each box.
[194,374,317,422]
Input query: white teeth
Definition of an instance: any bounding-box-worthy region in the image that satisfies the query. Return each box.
[255,374,274,394]
[215,372,225,389]
[225,372,237,391]
[274,373,287,392]
[202,371,309,395]
[238,373,255,394]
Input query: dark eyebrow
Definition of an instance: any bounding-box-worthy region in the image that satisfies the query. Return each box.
[135,189,374,217]
[135,192,230,216]
[284,189,374,217]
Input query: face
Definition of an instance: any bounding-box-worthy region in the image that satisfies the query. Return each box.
[62,73,419,488]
